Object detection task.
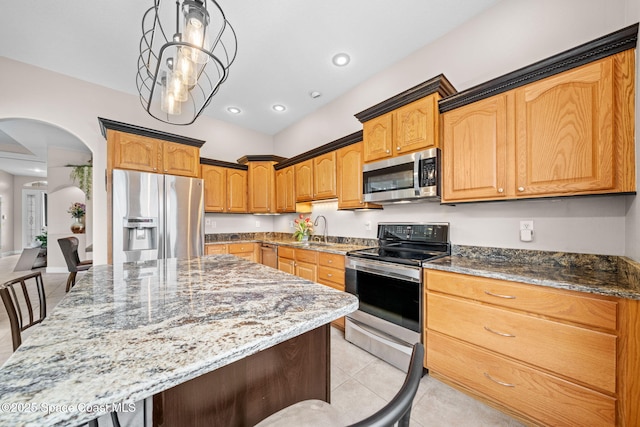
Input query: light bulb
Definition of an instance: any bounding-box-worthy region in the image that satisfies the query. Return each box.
[183,2,210,64]
[161,86,181,115]
[168,69,188,102]
[176,48,198,86]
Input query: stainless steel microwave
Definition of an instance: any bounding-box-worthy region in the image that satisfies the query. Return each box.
[363,148,440,203]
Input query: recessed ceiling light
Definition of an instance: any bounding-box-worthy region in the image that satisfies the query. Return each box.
[272,104,286,112]
[227,106,242,114]
[332,53,351,67]
[309,91,322,99]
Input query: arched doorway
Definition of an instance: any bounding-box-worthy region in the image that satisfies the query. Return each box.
[0,118,92,272]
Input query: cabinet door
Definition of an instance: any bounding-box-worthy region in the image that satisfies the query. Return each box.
[284,166,296,211]
[442,93,511,202]
[295,160,314,202]
[162,141,200,177]
[394,95,438,154]
[296,261,317,282]
[201,165,226,212]
[515,57,615,196]
[278,258,295,275]
[111,132,161,173]
[363,113,393,163]
[248,162,275,213]
[337,142,365,209]
[227,169,247,213]
[313,152,337,199]
[275,169,287,213]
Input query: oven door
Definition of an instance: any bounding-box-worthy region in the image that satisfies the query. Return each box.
[345,257,421,332]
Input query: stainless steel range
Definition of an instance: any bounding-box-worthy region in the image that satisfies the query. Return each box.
[345,223,450,371]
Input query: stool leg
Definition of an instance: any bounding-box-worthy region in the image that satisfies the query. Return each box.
[65,272,77,292]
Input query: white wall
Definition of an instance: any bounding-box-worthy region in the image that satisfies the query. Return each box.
[272,0,638,257]
[0,170,14,254]
[204,213,275,235]
[0,57,274,265]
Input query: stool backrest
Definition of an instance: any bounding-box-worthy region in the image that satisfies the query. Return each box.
[58,237,81,272]
[0,271,46,351]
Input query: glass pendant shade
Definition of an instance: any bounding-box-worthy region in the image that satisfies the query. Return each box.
[136,0,237,125]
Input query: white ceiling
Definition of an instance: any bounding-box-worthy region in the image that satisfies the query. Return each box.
[0,0,499,177]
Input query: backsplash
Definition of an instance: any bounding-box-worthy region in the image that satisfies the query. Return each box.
[205,232,378,247]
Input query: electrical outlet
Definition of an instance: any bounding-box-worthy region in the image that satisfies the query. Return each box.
[255,220,261,228]
[211,221,216,228]
[205,218,212,226]
[520,220,533,242]
[365,221,372,231]
[289,221,294,228]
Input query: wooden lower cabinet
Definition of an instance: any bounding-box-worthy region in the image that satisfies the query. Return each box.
[428,332,615,427]
[424,269,638,426]
[228,242,259,263]
[205,244,227,255]
[278,247,346,330]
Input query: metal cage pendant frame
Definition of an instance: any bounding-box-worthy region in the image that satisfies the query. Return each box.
[136,0,237,125]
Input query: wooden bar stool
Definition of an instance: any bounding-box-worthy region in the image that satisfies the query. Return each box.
[0,271,46,352]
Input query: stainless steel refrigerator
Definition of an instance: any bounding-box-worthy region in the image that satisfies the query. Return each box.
[112,169,204,264]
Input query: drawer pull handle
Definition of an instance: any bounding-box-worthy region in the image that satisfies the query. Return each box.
[484,326,515,338]
[484,290,516,299]
[483,372,515,388]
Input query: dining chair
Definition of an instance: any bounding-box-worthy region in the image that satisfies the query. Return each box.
[58,237,93,292]
[255,342,424,427]
[0,271,46,352]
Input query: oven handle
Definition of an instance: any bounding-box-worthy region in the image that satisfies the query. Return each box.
[347,316,416,349]
[347,264,420,283]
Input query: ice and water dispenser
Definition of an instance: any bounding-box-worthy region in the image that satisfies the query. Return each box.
[122,217,158,252]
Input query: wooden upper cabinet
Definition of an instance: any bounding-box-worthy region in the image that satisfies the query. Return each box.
[248,162,276,213]
[295,160,314,202]
[394,95,439,155]
[201,164,247,213]
[442,93,511,203]
[201,165,226,212]
[363,113,393,163]
[109,131,199,177]
[363,94,440,163]
[442,50,636,203]
[110,132,161,173]
[227,169,247,213]
[162,141,200,177]
[514,56,616,197]
[313,152,337,199]
[276,166,296,213]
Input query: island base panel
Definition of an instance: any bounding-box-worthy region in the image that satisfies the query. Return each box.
[153,324,330,426]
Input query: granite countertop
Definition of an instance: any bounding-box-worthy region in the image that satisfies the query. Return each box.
[425,249,640,300]
[206,238,372,255]
[0,255,358,426]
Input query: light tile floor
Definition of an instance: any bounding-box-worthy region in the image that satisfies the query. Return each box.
[0,254,525,426]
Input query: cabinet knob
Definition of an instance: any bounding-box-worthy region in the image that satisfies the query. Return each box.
[386,149,390,154]
[396,147,400,151]
[328,273,332,277]
[328,260,332,263]
[518,186,525,192]
[153,167,157,171]
[497,188,504,193]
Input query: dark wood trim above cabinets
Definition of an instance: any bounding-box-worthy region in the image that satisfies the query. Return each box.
[97,117,206,148]
[237,155,287,165]
[200,157,248,171]
[274,131,363,170]
[439,23,639,113]
[354,74,457,123]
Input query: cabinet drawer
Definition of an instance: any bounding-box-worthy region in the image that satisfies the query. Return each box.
[278,246,295,259]
[295,248,318,264]
[318,252,345,269]
[427,332,615,427]
[426,270,617,330]
[228,243,255,254]
[205,244,227,255]
[318,266,345,290]
[427,293,616,392]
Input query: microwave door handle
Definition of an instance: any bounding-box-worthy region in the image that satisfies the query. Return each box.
[413,155,420,195]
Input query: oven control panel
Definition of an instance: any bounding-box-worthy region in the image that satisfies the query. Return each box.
[378,223,449,244]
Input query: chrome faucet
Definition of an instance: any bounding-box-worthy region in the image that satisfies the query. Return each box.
[314,215,328,243]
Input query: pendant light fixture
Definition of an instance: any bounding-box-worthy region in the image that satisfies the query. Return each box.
[136,0,237,125]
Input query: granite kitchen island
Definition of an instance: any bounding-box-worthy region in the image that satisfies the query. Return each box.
[0,255,358,427]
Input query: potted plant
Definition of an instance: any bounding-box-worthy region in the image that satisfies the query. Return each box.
[68,202,86,234]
